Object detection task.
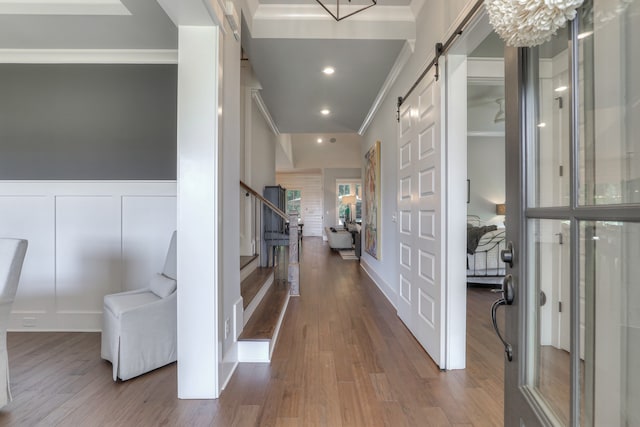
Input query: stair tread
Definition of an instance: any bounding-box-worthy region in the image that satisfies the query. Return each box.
[241,267,274,310]
[240,254,259,270]
[239,281,290,341]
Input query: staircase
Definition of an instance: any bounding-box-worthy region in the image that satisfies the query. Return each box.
[237,254,290,362]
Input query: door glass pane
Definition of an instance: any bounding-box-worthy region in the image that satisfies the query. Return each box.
[530,28,570,208]
[526,219,572,425]
[582,221,640,425]
[579,0,640,205]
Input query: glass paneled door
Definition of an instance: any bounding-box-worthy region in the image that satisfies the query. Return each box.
[501,1,640,425]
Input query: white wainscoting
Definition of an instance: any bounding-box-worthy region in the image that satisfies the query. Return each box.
[0,181,177,331]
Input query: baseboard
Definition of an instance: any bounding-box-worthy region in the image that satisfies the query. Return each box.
[238,340,270,363]
[360,258,397,310]
[220,345,239,391]
[233,297,243,340]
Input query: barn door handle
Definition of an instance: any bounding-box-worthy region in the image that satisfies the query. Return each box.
[491,274,514,361]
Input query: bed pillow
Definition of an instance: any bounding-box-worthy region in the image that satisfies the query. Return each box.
[149,273,177,298]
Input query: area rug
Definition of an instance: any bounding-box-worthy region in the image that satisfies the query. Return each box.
[339,250,359,260]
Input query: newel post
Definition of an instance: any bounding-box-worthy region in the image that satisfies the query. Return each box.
[288,213,300,296]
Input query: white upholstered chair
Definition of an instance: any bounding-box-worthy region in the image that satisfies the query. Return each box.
[101,231,177,381]
[0,238,28,408]
[325,227,353,250]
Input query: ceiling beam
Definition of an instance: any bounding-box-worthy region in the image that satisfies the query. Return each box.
[245,1,415,40]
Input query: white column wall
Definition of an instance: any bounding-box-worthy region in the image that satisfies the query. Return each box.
[219,17,243,391]
[445,54,468,369]
[176,25,220,399]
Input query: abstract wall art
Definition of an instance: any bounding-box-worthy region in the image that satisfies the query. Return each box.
[364,140,381,259]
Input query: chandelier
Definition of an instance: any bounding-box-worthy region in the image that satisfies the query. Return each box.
[315,0,377,21]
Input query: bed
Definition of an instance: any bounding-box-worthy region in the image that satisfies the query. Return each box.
[466,215,506,285]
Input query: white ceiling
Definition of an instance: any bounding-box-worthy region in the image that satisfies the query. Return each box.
[243,34,405,134]
[242,0,417,136]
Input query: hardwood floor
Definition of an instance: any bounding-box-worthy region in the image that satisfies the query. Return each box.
[2,237,505,426]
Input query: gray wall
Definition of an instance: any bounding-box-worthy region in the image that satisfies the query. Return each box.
[0,64,177,180]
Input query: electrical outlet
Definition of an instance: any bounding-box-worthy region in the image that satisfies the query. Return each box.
[224,318,230,339]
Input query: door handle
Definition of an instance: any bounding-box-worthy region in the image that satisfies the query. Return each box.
[491,274,514,361]
[500,241,514,267]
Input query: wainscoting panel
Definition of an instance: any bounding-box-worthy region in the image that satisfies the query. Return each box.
[122,196,177,291]
[0,195,54,314]
[0,181,176,331]
[56,195,122,314]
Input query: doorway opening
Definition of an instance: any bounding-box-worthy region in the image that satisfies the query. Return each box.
[444,2,507,401]
[336,179,361,225]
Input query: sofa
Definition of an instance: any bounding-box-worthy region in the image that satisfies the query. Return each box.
[325,226,353,250]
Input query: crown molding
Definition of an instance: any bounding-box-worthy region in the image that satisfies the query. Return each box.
[0,49,178,64]
[0,0,130,15]
[359,39,414,135]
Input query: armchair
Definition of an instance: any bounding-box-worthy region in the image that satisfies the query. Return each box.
[0,238,28,408]
[101,231,177,381]
[325,227,353,250]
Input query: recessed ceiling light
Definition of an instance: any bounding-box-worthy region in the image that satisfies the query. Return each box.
[537,122,546,127]
[317,138,323,143]
[323,66,335,75]
[321,109,330,116]
[555,86,568,92]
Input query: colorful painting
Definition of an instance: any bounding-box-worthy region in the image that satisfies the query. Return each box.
[364,141,381,259]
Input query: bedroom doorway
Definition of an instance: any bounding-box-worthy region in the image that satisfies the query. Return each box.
[444,7,508,373]
[428,8,506,374]
[465,31,507,289]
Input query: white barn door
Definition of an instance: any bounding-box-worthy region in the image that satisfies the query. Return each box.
[397,68,444,366]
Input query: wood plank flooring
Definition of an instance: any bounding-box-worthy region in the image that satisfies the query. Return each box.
[241,267,275,310]
[1,237,505,426]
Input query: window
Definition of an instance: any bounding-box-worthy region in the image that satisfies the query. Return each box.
[336,181,361,225]
[286,189,301,215]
